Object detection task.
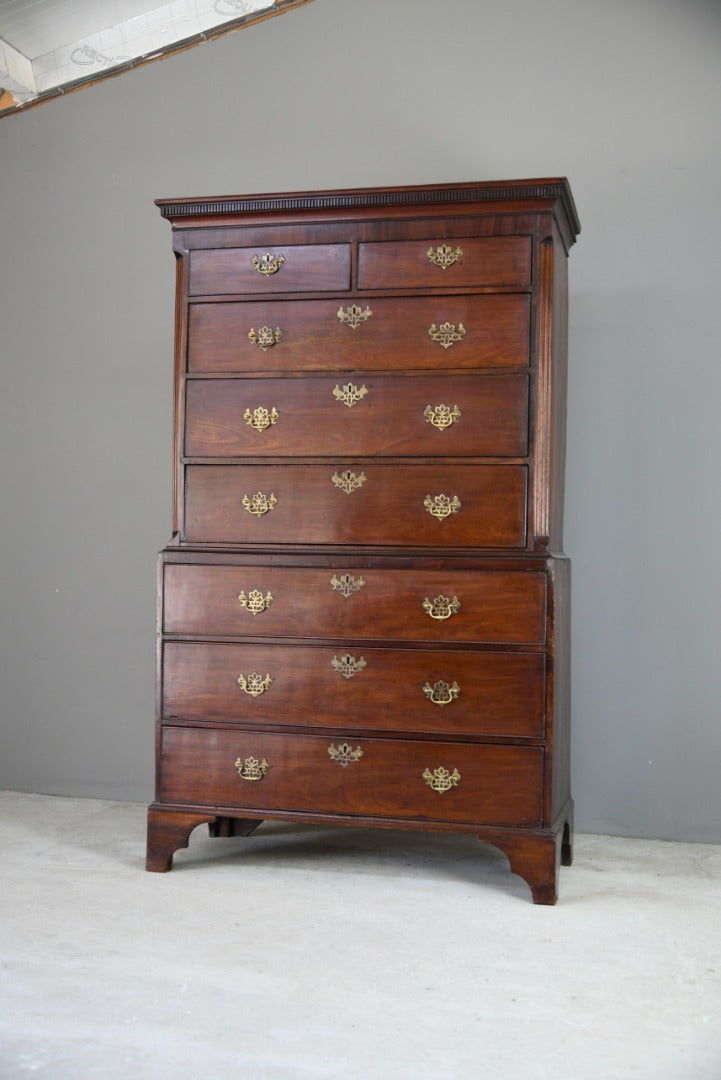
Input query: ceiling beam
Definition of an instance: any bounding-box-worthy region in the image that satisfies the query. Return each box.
[0,36,36,101]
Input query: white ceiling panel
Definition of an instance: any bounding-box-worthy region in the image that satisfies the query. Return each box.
[0,0,306,109]
[0,0,160,59]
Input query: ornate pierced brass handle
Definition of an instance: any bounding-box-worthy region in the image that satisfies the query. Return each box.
[422,595,460,621]
[426,244,463,270]
[251,252,285,276]
[337,304,372,329]
[238,589,274,615]
[333,382,368,408]
[331,653,367,679]
[330,573,365,597]
[428,322,466,349]
[332,469,366,494]
[242,491,277,517]
[423,679,460,707]
[423,494,461,521]
[244,406,279,432]
[235,755,269,781]
[237,672,272,697]
[248,326,282,350]
[328,742,364,768]
[424,404,461,430]
[423,766,461,792]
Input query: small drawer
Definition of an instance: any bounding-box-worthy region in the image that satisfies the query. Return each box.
[162,641,546,738]
[184,373,529,458]
[188,244,351,295]
[160,726,544,826]
[187,294,530,372]
[357,236,532,289]
[163,564,547,645]
[183,463,528,548]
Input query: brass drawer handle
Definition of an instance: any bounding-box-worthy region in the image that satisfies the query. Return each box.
[237,672,272,697]
[422,595,460,621]
[337,304,372,329]
[428,321,466,349]
[248,326,283,350]
[424,403,461,430]
[238,589,274,614]
[332,469,366,494]
[333,382,368,408]
[251,252,285,276]
[330,573,365,597]
[243,406,279,432]
[423,679,460,707]
[328,742,364,768]
[331,653,367,679]
[423,493,461,521]
[426,243,463,270]
[423,766,461,793]
[235,755,269,781]
[242,491,277,517]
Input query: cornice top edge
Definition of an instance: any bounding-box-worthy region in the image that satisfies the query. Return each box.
[155,179,580,240]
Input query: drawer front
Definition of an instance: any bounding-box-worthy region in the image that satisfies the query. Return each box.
[188,244,351,296]
[163,565,547,645]
[160,726,544,826]
[357,236,532,289]
[187,295,530,372]
[184,464,527,548]
[184,373,529,458]
[162,641,546,738]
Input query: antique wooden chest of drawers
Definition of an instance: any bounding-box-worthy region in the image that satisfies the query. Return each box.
[146,179,580,904]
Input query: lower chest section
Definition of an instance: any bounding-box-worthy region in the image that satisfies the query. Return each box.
[157,555,562,831]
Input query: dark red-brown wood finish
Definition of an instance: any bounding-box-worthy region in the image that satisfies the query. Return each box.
[147,179,579,903]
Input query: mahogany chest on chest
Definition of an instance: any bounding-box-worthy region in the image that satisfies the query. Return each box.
[146,179,580,903]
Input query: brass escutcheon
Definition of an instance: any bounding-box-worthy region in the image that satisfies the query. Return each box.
[251,252,285,276]
[328,742,364,768]
[428,321,466,349]
[237,672,273,697]
[423,493,461,521]
[243,406,279,432]
[337,304,372,329]
[426,243,463,270]
[423,679,461,707]
[424,403,462,431]
[330,573,366,597]
[332,469,367,494]
[242,491,277,517]
[332,382,368,408]
[422,595,461,621]
[248,326,283,350]
[238,589,274,615]
[235,755,269,782]
[422,766,461,793]
[331,653,367,679]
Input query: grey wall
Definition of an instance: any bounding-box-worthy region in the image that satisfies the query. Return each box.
[1,0,719,841]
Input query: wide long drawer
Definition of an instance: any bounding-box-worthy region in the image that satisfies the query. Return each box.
[184,373,528,458]
[159,726,544,826]
[162,641,546,738]
[187,294,530,372]
[183,464,527,548]
[162,564,547,644]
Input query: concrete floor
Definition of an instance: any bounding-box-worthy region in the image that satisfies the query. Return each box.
[1,792,719,1080]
